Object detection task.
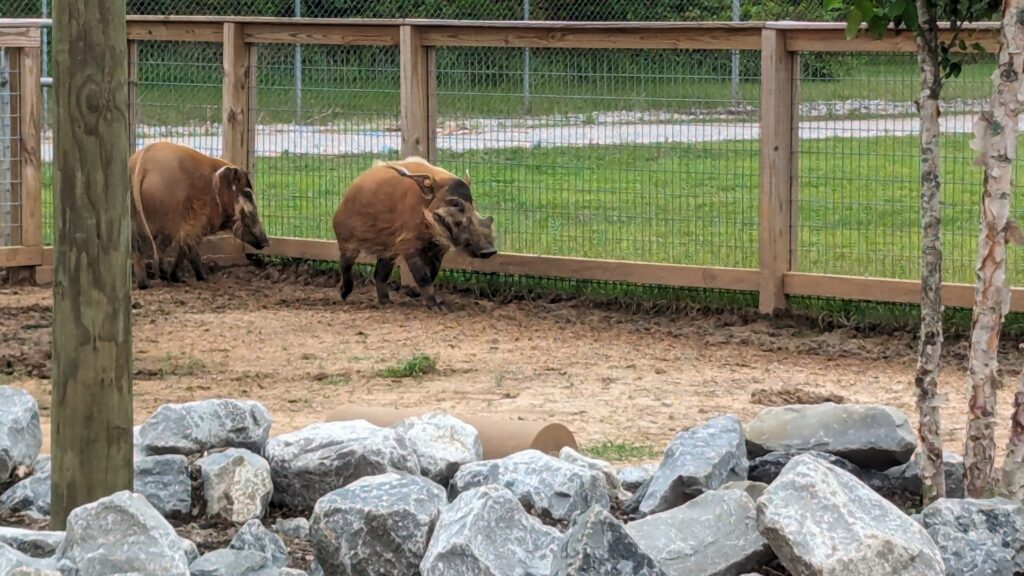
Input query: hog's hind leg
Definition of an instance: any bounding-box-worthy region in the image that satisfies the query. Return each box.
[373,257,395,305]
[338,246,359,302]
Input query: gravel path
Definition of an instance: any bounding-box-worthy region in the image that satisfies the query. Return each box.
[36,99,1002,161]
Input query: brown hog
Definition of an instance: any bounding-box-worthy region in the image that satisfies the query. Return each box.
[332,156,497,308]
[129,141,270,289]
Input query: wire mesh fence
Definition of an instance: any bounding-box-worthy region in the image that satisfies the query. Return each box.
[433,46,760,267]
[0,48,21,249]
[792,49,1023,286]
[252,43,402,240]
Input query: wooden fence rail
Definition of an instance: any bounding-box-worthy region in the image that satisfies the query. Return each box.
[0,17,1016,313]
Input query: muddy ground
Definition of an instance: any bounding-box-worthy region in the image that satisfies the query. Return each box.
[2,260,1021,468]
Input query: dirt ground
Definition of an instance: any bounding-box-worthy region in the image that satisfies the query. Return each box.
[1,261,1021,467]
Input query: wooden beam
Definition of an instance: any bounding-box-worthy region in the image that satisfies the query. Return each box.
[126,22,222,42]
[783,272,1024,312]
[18,46,41,250]
[0,27,40,48]
[244,236,761,292]
[758,29,795,314]
[418,26,761,50]
[243,24,400,46]
[785,27,999,53]
[50,0,134,529]
[400,25,433,159]
[222,23,252,170]
[0,245,41,267]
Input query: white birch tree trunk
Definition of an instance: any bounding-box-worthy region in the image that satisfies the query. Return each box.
[1001,356,1024,498]
[964,0,1024,499]
[913,0,946,505]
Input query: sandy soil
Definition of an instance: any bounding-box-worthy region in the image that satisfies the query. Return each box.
[1,261,1020,467]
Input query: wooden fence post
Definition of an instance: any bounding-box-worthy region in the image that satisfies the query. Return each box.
[398,25,435,287]
[127,40,138,153]
[400,25,434,161]
[219,23,253,264]
[223,22,252,171]
[19,45,41,254]
[758,29,796,314]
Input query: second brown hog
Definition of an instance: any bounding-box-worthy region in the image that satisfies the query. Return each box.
[332,156,497,309]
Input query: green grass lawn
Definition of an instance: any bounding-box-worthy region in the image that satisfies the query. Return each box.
[114,54,998,126]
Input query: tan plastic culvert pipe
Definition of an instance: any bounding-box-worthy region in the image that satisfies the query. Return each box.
[322,404,578,460]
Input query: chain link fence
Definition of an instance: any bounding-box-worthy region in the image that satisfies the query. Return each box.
[2,0,839,21]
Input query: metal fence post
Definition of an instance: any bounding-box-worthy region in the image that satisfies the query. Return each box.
[731,0,740,104]
[293,0,302,125]
[522,0,530,115]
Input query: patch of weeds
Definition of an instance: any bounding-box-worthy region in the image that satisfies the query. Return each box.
[582,440,661,463]
[314,372,351,386]
[377,353,438,379]
[136,354,207,380]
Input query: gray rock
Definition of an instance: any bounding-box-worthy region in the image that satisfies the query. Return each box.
[181,538,200,565]
[133,425,148,461]
[0,455,51,519]
[559,447,630,501]
[747,450,867,485]
[877,450,965,500]
[311,472,447,576]
[745,403,916,469]
[392,411,483,486]
[0,543,59,575]
[618,465,655,493]
[551,505,665,576]
[309,560,324,576]
[55,490,190,576]
[719,480,768,501]
[188,549,276,576]
[196,448,273,523]
[450,449,609,524]
[918,528,1013,576]
[138,399,271,457]
[0,386,42,482]
[420,485,562,576]
[274,518,309,540]
[280,570,308,576]
[756,453,944,576]
[229,519,288,569]
[917,497,1024,574]
[627,489,772,576]
[638,415,748,517]
[134,455,191,519]
[0,527,64,558]
[264,420,420,512]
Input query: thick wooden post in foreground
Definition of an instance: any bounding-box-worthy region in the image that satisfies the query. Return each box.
[758,29,796,315]
[51,0,134,529]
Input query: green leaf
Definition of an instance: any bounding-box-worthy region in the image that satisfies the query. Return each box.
[867,14,889,38]
[823,0,845,11]
[946,60,963,79]
[886,0,907,19]
[901,3,919,31]
[845,8,865,39]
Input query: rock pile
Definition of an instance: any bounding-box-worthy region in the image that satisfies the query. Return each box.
[0,386,1021,576]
